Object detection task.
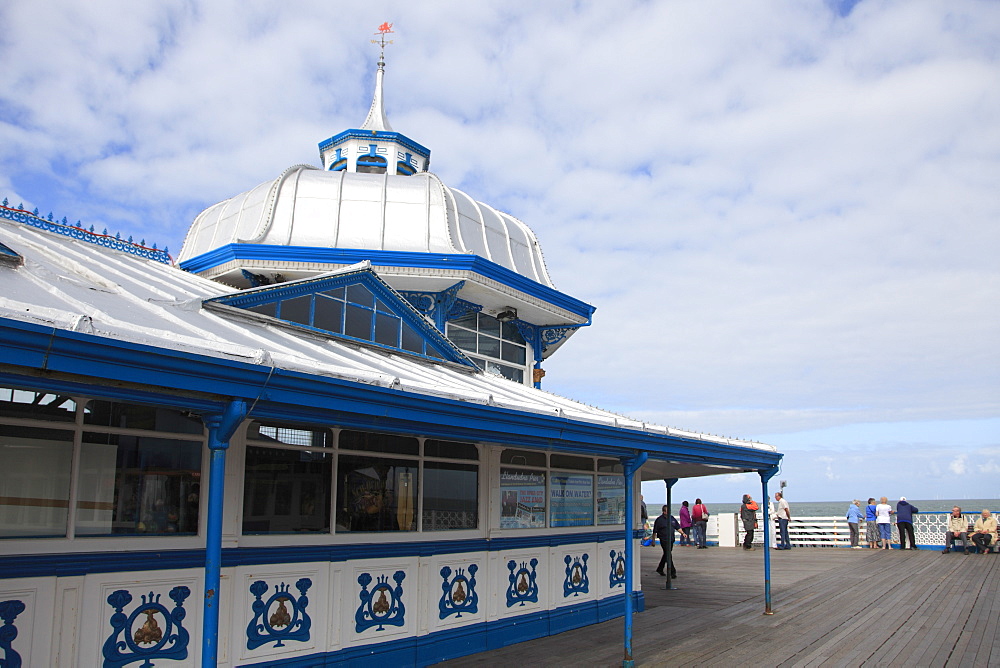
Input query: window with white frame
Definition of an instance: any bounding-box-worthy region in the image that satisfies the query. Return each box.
[446,312,529,383]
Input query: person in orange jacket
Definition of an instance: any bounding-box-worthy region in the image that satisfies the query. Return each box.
[740,494,759,550]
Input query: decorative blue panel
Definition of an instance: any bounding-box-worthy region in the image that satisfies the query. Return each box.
[505,558,539,608]
[0,599,26,668]
[400,281,466,331]
[355,571,406,633]
[563,553,590,597]
[102,586,190,668]
[608,549,626,589]
[438,564,479,619]
[246,578,312,650]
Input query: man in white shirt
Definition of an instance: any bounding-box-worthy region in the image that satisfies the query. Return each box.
[776,492,791,550]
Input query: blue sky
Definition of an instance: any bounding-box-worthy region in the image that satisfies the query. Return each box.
[1,1,997,502]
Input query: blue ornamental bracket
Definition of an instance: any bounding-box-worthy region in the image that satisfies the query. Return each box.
[355,571,406,633]
[562,553,590,597]
[608,549,626,589]
[246,578,312,650]
[0,599,26,668]
[505,558,539,607]
[102,586,191,668]
[438,564,479,619]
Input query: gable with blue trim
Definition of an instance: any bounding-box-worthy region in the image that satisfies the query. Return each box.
[205,266,475,367]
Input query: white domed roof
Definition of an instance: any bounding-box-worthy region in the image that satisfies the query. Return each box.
[178,167,553,287]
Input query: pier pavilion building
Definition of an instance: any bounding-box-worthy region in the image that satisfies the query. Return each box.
[0,46,782,667]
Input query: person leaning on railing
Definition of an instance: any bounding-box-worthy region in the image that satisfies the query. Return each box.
[969,509,997,555]
[943,506,969,554]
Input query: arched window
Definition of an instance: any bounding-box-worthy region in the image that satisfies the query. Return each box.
[396,161,416,176]
[357,154,387,174]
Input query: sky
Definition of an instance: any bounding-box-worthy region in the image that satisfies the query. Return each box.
[1,1,997,503]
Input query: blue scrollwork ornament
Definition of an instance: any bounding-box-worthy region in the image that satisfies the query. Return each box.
[246,578,312,650]
[505,558,539,607]
[563,553,590,597]
[608,549,626,589]
[0,599,26,668]
[355,571,406,633]
[102,586,190,668]
[438,564,479,619]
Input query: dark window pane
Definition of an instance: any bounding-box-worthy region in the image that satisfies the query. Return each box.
[478,313,501,336]
[84,401,203,434]
[423,462,478,530]
[500,448,546,467]
[501,341,527,365]
[597,459,624,473]
[426,347,443,359]
[448,313,478,329]
[339,430,419,455]
[424,440,479,460]
[247,421,332,448]
[0,425,74,538]
[346,283,374,308]
[0,387,77,421]
[76,434,202,536]
[345,304,373,340]
[375,299,392,314]
[313,296,344,333]
[243,446,331,534]
[485,361,523,383]
[374,313,400,347]
[501,321,526,344]
[447,327,476,353]
[319,287,345,300]
[278,294,312,326]
[336,454,418,532]
[478,334,500,358]
[551,454,594,471]
[248,302,277,318]
[401,323,423,354]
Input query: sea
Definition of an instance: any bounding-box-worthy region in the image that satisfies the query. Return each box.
[686,499,1000,516]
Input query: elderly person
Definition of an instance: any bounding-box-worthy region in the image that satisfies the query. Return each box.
[875,496,894,550]
[865,498,879,549]
[970,509,997,554]
[943,506,969,554]
[846,500,863,549]
[740,494,759,550]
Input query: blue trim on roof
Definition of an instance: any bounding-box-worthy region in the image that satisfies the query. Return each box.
[205,268,475,368]
[318,129,430,158]
[179,245,596,321]
[0,318,782,471]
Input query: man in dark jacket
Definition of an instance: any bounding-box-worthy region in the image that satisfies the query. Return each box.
[740,494,759,550]
[896,497,919,549]
[653,505,683,577]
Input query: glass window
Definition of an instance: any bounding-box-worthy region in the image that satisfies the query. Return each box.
[346,284,374,308]
[243,446,331,534]
[500,448,546,467]
[596,475,625,525]
[248,302,277,318]
[313,295,344,333]
[449,312,478,329]
[248,422,331,448]
[345,303,372,340]
[423,461,478,530]
[499,468,546,529]
[549,474,594,527]
[339,430,419,456]
[501,321,525,344]
[0,387,77,422]
[401,324,423,354]
[501,341,526,365]
[278,294,312,326]
[424,440,478,460]
[478,313,500,336]
[75,433,201,536]
[0,425,74,538]
[447,326,476,353]
[84,401,203,434]
[551,454,594,471]
[478,335,500,358]
[374,313,400,347]
[336,455,418,532]
[597,459,624,473]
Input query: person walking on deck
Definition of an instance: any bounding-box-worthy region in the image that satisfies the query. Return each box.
[943,506,969,554]
[692,498,709,549]
[970,509,997,554]
[895,497,918,549]
[740,494,759,550]
[865,498,879,549]
[875,496,894,550]
[679,500,692,546]
[846,500,863,548]
[775,492,791,549]
[653,505,682,577]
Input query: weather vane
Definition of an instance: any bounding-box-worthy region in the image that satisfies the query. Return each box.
[372,22,394,63]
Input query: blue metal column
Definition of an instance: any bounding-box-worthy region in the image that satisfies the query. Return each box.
[201,400,247,666]
[760,466,778,615]
[619,452,648,668]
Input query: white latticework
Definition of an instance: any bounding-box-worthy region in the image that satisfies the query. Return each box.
[733,512,974,548]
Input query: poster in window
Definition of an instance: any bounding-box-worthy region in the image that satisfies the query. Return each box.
[499,469,545,529]
[597,475,626,525]
[550,474,594,527]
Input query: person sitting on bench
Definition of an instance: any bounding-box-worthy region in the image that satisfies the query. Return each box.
[943,506,968,554]
[970,509,997,554]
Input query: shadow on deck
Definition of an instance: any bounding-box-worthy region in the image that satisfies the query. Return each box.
[437,545,1000,667]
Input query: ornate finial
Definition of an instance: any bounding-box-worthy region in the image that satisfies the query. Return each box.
[372,22,394,67]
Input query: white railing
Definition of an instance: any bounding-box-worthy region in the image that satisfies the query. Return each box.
[724,511,984,548]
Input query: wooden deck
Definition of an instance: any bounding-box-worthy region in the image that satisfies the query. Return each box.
[437,545,1000,667]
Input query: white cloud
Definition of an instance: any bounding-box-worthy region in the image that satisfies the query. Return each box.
[949,454,968,476]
